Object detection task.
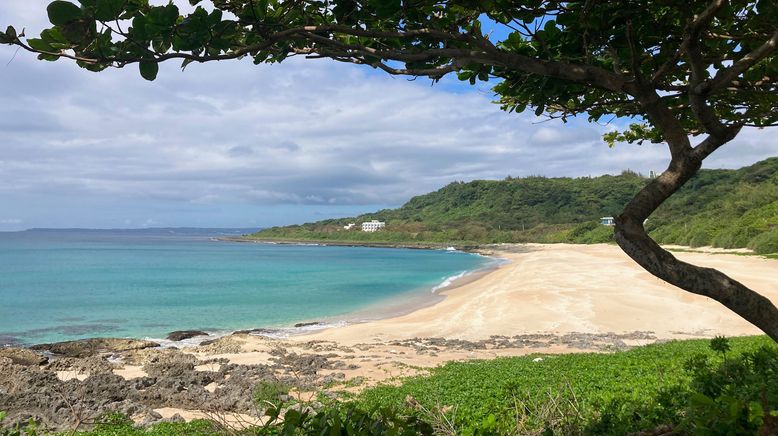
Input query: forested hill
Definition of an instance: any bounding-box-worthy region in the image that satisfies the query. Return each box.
[253,158,778,254]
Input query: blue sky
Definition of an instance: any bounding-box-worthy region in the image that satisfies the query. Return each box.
[1,1,777,231]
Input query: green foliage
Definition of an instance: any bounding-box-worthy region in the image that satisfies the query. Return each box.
[259,404,434,436]
[649,158,778,251]
[139,60,159,81]
[0,413,39,436]
[253,379,291,408]
[710,336,732,355]
[357,336,775,435]
[682,344,778,434]
[748,230,778,254]
[255,158,778,250]
[46,1,82,26]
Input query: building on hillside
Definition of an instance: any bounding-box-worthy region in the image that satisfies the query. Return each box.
[343,223,356,230]
[361,220,386,232]
[600,216,615,226]
[649,170,658,179]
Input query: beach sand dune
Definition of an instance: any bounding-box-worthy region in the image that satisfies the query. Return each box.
[299,244,777,344]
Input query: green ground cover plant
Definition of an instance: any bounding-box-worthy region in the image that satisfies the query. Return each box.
[9,336,775,435]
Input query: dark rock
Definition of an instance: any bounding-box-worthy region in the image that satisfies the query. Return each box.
[166,330,209,341]
[0,348,48,366]
[30,338,159,358]
[293,322,321,328]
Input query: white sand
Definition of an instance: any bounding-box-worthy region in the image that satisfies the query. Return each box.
[297,243,777,344]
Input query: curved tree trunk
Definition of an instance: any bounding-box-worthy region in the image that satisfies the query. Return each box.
[614,154,778,342]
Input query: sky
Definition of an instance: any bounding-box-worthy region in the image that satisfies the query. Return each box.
[1,2,777,231]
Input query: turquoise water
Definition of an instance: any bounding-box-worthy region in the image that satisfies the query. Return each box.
[0,229,490,346]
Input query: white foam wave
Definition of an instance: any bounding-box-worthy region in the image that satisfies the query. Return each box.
[431,270,471,292]
[247,320,348,339]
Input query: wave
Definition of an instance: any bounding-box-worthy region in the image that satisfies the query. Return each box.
[431,270,472,292]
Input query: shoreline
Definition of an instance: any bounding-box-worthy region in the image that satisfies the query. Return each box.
[217,235,483,251]
[3,243,776,430]
[5,245,501,349]
[10,241,774,349]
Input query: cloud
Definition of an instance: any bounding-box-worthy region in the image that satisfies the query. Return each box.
[1,2,777,229]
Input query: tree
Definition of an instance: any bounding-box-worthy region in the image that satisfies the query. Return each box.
[3,0,777,339]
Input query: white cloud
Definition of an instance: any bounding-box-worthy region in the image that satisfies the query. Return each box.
[1,2,777,229]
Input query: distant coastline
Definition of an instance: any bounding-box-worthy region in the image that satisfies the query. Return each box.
[218,235,484,252]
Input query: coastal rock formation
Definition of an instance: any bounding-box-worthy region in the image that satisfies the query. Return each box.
[0,348,48,366]
[30,338,160,358]
[166,330,209,341]
[0,339,357,432]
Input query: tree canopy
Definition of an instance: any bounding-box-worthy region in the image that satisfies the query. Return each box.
[3,0,778,340]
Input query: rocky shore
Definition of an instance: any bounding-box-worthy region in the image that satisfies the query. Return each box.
[0,331,658,432]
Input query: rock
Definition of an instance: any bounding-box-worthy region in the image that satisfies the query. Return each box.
[166,330,209,341]
[293,322,321,328]
[46,356,113,375]
[143,350,198,378]
[30,338,159,358]
[165,413,185,423]
[0,348,48,366]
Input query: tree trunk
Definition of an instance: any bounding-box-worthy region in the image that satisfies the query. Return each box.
[614,155,778,342]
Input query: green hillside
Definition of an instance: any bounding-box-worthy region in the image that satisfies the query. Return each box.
[253,158,778,253]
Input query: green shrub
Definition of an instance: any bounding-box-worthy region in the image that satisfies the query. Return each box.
[682,338,778,434]
[253,379,292,408]
[748,230,778,254]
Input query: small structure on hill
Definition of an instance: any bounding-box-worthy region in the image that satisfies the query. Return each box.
[600,216,615,226]
[343,223,356,230]
[361,220,385,232]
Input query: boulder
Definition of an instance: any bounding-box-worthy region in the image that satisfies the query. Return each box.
[166,330,209,341]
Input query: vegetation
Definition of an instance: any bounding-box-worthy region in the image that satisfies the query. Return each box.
[255,158,778,254]
[5,336,776,435]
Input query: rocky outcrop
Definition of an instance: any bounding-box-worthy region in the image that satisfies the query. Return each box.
[0,343,355,433]
[0,348,48,366]
[30,338,159,358]
[166,331,209,341]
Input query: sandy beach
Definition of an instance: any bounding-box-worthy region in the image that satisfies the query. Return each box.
[188,242,778,392]
[3,243,776,429]
[292,243,776,344]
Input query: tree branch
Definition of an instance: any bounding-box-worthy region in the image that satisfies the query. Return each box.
[701,29,778,93]
[651,0,727,83]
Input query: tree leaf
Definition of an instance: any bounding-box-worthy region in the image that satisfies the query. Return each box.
[47,1,83,25]
[95,0,125,21]
[139,61,159,81]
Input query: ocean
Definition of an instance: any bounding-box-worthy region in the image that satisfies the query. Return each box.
[0,229,492,346]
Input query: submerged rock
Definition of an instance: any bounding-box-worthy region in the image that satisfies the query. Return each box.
[30,338,160,358]
[166,330,209,341]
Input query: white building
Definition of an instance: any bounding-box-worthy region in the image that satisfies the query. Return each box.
[600,216,615,226]
[343,223,356,230]
[361,220,386,232]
